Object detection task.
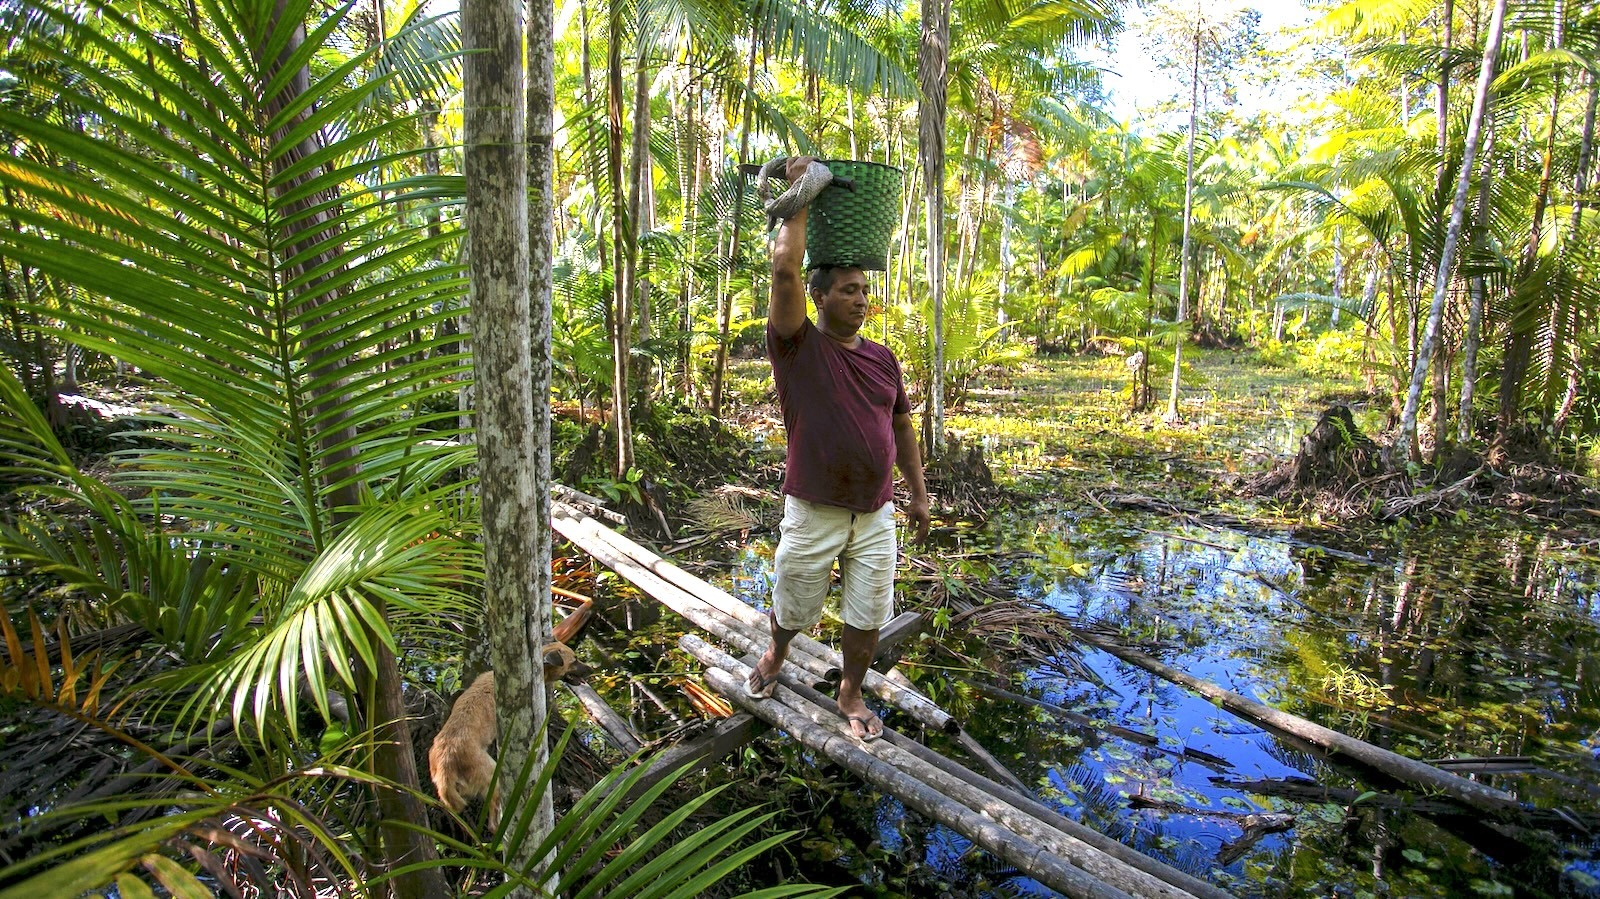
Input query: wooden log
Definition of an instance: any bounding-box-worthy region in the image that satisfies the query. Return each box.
[769,660,1237,899]
[553,503,959,734]
[684,645,1137,898]
[552,483,628,524]
[870,611,924,672]
[565,682,642,754]
[1073,629,1527,819]
[616,713,767,801]
[554,502,843,678]
[953,729,1032,795]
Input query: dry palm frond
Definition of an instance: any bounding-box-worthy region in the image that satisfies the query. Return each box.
[677,679,734,719]
[684,485,776,537]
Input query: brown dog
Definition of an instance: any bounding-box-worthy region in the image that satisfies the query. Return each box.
[428,641,580,826]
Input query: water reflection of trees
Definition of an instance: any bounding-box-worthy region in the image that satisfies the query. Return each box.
[1288,528,1600,795]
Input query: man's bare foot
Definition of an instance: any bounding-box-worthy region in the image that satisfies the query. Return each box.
[745,647,782,699]
[837,690,883,740]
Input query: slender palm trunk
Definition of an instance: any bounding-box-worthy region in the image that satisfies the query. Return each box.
[627,51,653,406]
[1165,28,1200,422]
[606,2,634,476]
[1554,53,1598,435]
[258,4,447,895]
[711,29,758,418]
[526,0,561,877]
[1398,0,1505,462]
[1458,121,1496,443]
[919,0,949,455]
[1426,0,1455,457]
[467,0,552,886]
[998,177,1015,324]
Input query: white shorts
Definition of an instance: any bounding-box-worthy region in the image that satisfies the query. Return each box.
[771,496,897,632]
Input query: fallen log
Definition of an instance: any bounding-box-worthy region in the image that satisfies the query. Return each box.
[615,713,767,801]
[1072,629,1526,820]
[1210,776,1600,832]
[555,502,843,678]
[682,638,1146,899]
[764,659,1236,899]
[954,729,1032,795]
[553,503,959,734]
[1215,814,1295,866]
[564,682,642,754]
[871,611,924,672]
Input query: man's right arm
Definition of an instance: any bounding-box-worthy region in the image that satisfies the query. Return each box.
[768,156,813,340]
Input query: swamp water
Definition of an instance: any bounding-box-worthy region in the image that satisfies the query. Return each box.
[701,507,1600,898]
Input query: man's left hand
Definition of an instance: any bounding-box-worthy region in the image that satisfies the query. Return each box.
[906,497,931,546]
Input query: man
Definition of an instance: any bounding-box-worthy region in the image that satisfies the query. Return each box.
[745,156,930,742]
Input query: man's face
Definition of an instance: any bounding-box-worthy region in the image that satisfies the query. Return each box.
[813,268,870,337]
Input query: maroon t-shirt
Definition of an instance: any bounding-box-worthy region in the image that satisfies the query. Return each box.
[767,319,910,513]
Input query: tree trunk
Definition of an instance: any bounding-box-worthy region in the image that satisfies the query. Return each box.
[1397,0,1505,462]
[997,178,1015,324]
[1458,119,1496,443]
[627,50,654,408]
[1430,0,1457,462]
[1435,0,1454,202]
[528,0,562,878]
[468,0,548,888]
[1165,28,1201,423]
[919,0,950,456]
[258,3,447,895]
[606,0,634,477]
[1331,227,1342,328]
[1552,30,1595,430]
[710,29,758,418]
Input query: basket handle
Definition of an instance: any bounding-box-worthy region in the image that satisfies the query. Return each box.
[737,161,856,191]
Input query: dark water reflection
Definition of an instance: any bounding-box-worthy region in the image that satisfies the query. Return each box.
[974,510,1600,897]
[718,510,1600,897]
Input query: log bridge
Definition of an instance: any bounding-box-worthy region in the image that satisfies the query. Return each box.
[551,502,1234,899]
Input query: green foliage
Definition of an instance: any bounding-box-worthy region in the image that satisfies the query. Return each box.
[0,616,837,899]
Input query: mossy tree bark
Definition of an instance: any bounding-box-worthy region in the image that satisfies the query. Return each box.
[464,0,553,889]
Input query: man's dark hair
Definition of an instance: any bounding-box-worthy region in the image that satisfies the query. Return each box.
[808,265,860,296]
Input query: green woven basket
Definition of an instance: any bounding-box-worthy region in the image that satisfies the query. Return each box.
[806,160,904,272]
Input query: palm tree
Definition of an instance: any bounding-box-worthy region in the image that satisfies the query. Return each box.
[920,0,950,455]
[0,0,849,894]
[0,0,472,890]
[1397,0,1506,461]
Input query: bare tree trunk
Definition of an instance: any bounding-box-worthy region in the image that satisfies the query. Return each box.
[606,3,634,476]
[468,0,551,887]
[997,177,1015,324]
[1459,119,1496,443]
[527,0,561,878]
[627,50,653,407]
[919,0,949,456]
[1165,28,1200,423]
[1331,227,1342,328]
[710,30,758,418]
[1426,0,1454,458]
[258,3,447,895]
[1552,37,1595,431]
[1398,0,1505,462]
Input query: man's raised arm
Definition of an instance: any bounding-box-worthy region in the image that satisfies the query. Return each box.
[768,156,814,340]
